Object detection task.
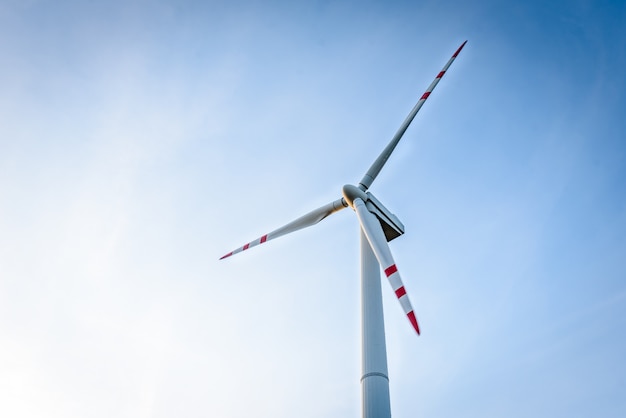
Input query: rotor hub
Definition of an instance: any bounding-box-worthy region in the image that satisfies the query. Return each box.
[342,184,368,208]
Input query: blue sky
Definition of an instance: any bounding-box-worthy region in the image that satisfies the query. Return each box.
[1,0,625,417]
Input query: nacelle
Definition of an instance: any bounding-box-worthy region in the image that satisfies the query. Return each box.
[365,192,405,242]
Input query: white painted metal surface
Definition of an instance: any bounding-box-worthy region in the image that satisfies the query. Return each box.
[360,229,391,418]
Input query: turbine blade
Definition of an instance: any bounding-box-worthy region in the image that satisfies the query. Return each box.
[359,40,467,191]
[220,197,348,260]
[352,197,420,335]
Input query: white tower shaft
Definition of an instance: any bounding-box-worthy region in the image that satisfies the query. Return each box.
[361,229,392,418]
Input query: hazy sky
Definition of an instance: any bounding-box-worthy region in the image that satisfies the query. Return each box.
[1,1,625,417]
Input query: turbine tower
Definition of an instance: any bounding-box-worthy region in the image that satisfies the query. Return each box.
[220,41,467,418]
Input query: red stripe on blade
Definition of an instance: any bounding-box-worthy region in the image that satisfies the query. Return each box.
[452,40,467,57]
[436,71,445,78]
[243,243,250,250]
[260,235,267,243]
[395,286,407,298]
[407,311,420,335]
[384,264,398,277]
[421,92,431,100]
[219,252,233,260]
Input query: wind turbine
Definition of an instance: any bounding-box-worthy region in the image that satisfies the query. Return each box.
[220,41,467,418]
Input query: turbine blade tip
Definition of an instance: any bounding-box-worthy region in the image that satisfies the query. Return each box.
[453,40,468,57]
[408,311,420,335]
[219,252,233,260]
